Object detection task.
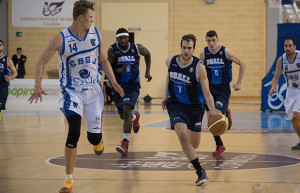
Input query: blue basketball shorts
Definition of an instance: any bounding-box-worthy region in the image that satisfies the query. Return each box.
[166,100,205,132]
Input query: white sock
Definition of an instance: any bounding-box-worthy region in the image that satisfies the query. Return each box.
[65,174,73,180]
[123,133,130,141]
[131,113,136,121]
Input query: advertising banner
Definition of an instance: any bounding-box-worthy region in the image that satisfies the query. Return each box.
[12,0,77,27]
[7,79,61,107]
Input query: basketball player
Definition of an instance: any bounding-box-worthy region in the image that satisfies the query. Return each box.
[162,34,216,185]
[107,28,152,156]
[199,30,246,155]
[0,40,18,120]
[269,38,300,150]
[28,1,124,192]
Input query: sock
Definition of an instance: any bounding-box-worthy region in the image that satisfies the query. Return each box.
[190,158,202,171]
[0,110,2,120]
[65,174,73,180]
[123,133,130,141]
[214,136,223,146]
[131,113,136,121]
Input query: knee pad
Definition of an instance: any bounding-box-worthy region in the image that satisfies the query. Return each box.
[87,132,102,146]
[65,114,82,148]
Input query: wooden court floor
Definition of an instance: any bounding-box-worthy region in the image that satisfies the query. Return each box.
[1,98,300,193]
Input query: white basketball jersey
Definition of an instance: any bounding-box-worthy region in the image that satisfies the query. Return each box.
[58,27,102,91]
[282,50,300,89]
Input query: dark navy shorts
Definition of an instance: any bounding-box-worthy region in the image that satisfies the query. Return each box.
[204,83,231,114]
[0,83,8,110]
[166,100,205,132]
[113,84,140,113]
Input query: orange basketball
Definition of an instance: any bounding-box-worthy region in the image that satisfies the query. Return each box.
[208,114,228,136]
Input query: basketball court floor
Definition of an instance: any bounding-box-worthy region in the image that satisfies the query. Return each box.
[1,98,300,193]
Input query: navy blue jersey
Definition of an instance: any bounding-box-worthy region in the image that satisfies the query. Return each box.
[110,42,141,86]
[167,55,204,105]
[0,55,9,85]
[203,45,232,84]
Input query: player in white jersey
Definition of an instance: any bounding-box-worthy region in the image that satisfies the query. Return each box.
[28,1,124,193]
[269,38,300,151]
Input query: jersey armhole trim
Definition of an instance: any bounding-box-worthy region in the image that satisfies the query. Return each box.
[59,31,65,56]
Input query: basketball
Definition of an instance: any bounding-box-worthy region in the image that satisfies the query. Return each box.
[208,114,228,136]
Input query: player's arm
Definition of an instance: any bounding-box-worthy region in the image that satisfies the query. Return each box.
[269,57,282,96]
[137,44,152,82]
[226,48,246,91]
[28,33,62,104]
[162,57,170,110]
[99,34,124,97]
[198,62,216,115]
[5,59,18,82]
[199,51,204,62]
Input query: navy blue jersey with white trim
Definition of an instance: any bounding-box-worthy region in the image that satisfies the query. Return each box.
[203,45,232,84]
[0,55,9,85]
[110,42,140,86]
[167,55,204,105]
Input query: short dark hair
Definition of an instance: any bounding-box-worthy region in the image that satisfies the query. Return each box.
[181,34,197,49]
[116,27,129,35]
[0,40,3,45]
[17,47,22,51]
[284,37,296,46]
[73,0,95,20]
[206,30,218,38]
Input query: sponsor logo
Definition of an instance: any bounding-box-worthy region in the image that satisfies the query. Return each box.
[195,122,202,126]
[68,38,75,42]
[48,151,300,171]
[93,116,101,124]
[79,69,90,79]
[189,67,194,73]
[43,1,65,16]
[169,71,191,83]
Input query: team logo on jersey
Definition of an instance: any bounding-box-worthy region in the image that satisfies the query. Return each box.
[90,39,96,47]
[297,63,300,68]
[131,49,135,53]
[73,102,78,108]
[2,58,5,62]
[93,116,101,124]
[220,51,223,55]
[79,69,91,79]
[43,1,65,16]
[189,67,194,73]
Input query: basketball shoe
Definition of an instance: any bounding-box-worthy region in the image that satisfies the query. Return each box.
[213,145,226,156]
[116,139,129,156]
[93,139,104,156]
[132,112,140,133]
[195,168,208,186]
[226,108,232,130]
[59,178,73,193]
[291,143,300,150]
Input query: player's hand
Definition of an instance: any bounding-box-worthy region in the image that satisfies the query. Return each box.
[145,73,152,82]
[233,82,241,91]
[28,85,47,104]
[4,75,11,83]
[161,97,167,110]
[269,87,276,96]
[112,82,124,97]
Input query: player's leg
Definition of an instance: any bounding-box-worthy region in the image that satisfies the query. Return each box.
[59,110,82,193]
[291,113,300,150]
[174,122,208,185]
[116,88,140,156]
[188,105,205,149]
[0,84,8,120]
[58,89,84,193]
[84,84,105,155]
